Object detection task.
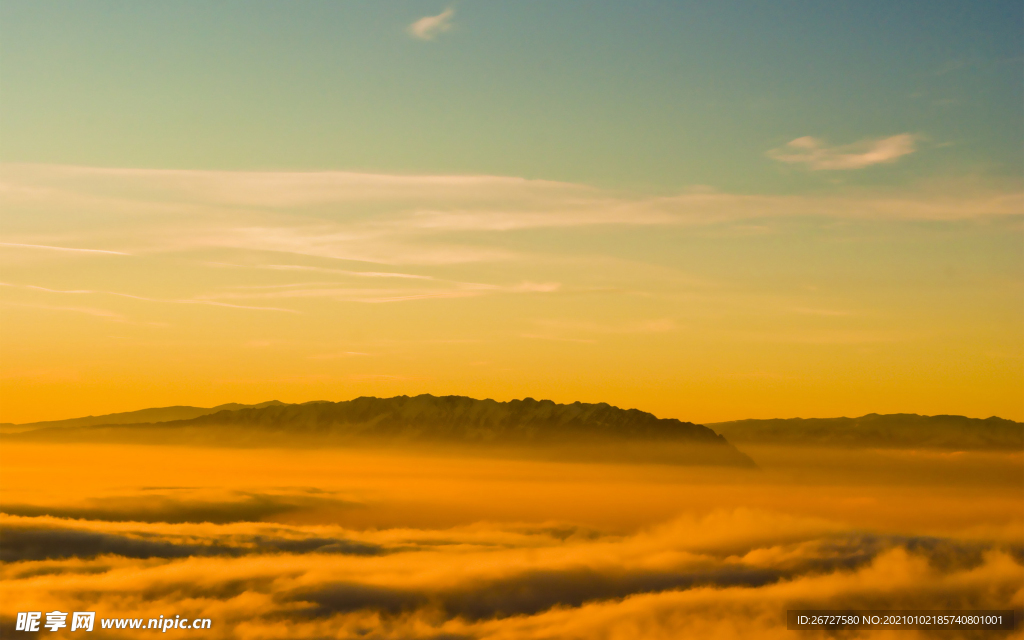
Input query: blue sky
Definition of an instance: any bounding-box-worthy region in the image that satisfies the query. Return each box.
[2,1,1021,192]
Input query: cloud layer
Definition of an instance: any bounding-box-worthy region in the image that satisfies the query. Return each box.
[1,443,1021,638]
[2,510,1020,639]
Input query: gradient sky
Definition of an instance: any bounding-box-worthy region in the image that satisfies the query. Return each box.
[1,1,1021,423]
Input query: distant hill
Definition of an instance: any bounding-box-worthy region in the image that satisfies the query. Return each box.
[0,401,286,435]
[709,413,1023,450]
[9,395,755,467]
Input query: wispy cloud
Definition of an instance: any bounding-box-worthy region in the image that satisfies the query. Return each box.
[0,301,129,322]
[261,265,434,280]
[4,164,1019,263]
[408,7,454,41]
[519,318,676,343]
[0,242,129,256]
[0,164,1019,328]
[205,225,517,265]
[533,318,678,335]
[0,282,298,313]
[404,206,676,231]
[768,134,918,170]
[198,280,560,304]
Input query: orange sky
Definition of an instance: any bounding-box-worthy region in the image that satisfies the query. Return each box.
[1,165,1021,424]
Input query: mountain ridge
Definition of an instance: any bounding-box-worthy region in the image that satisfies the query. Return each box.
[0,401,287,434]
[710,413,1022,450]
[9,394,755,467]
[8,399,1019,454]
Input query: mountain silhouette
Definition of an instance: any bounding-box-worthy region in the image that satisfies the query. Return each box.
[0,401,286,435]
[10,395,755,467]
[710,413,1023,450]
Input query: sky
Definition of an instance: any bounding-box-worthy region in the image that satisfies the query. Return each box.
[1,0,1021,423]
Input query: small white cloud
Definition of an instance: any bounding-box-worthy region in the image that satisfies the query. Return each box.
[768,134,917,170]
[408,8,454,41]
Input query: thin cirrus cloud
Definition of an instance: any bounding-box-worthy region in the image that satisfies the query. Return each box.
[0,301,129,322]
[0,242,129,256]
[0,282,298,314]
[768,134,918,170]
[4,163,1020,252]
[261,265,435,280]
[408,7,454,41]
[196,280,561,304]
[532,318,678,335]
[5,164,1019,251]
[212,226,517,265]
[1,163,1020,317]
